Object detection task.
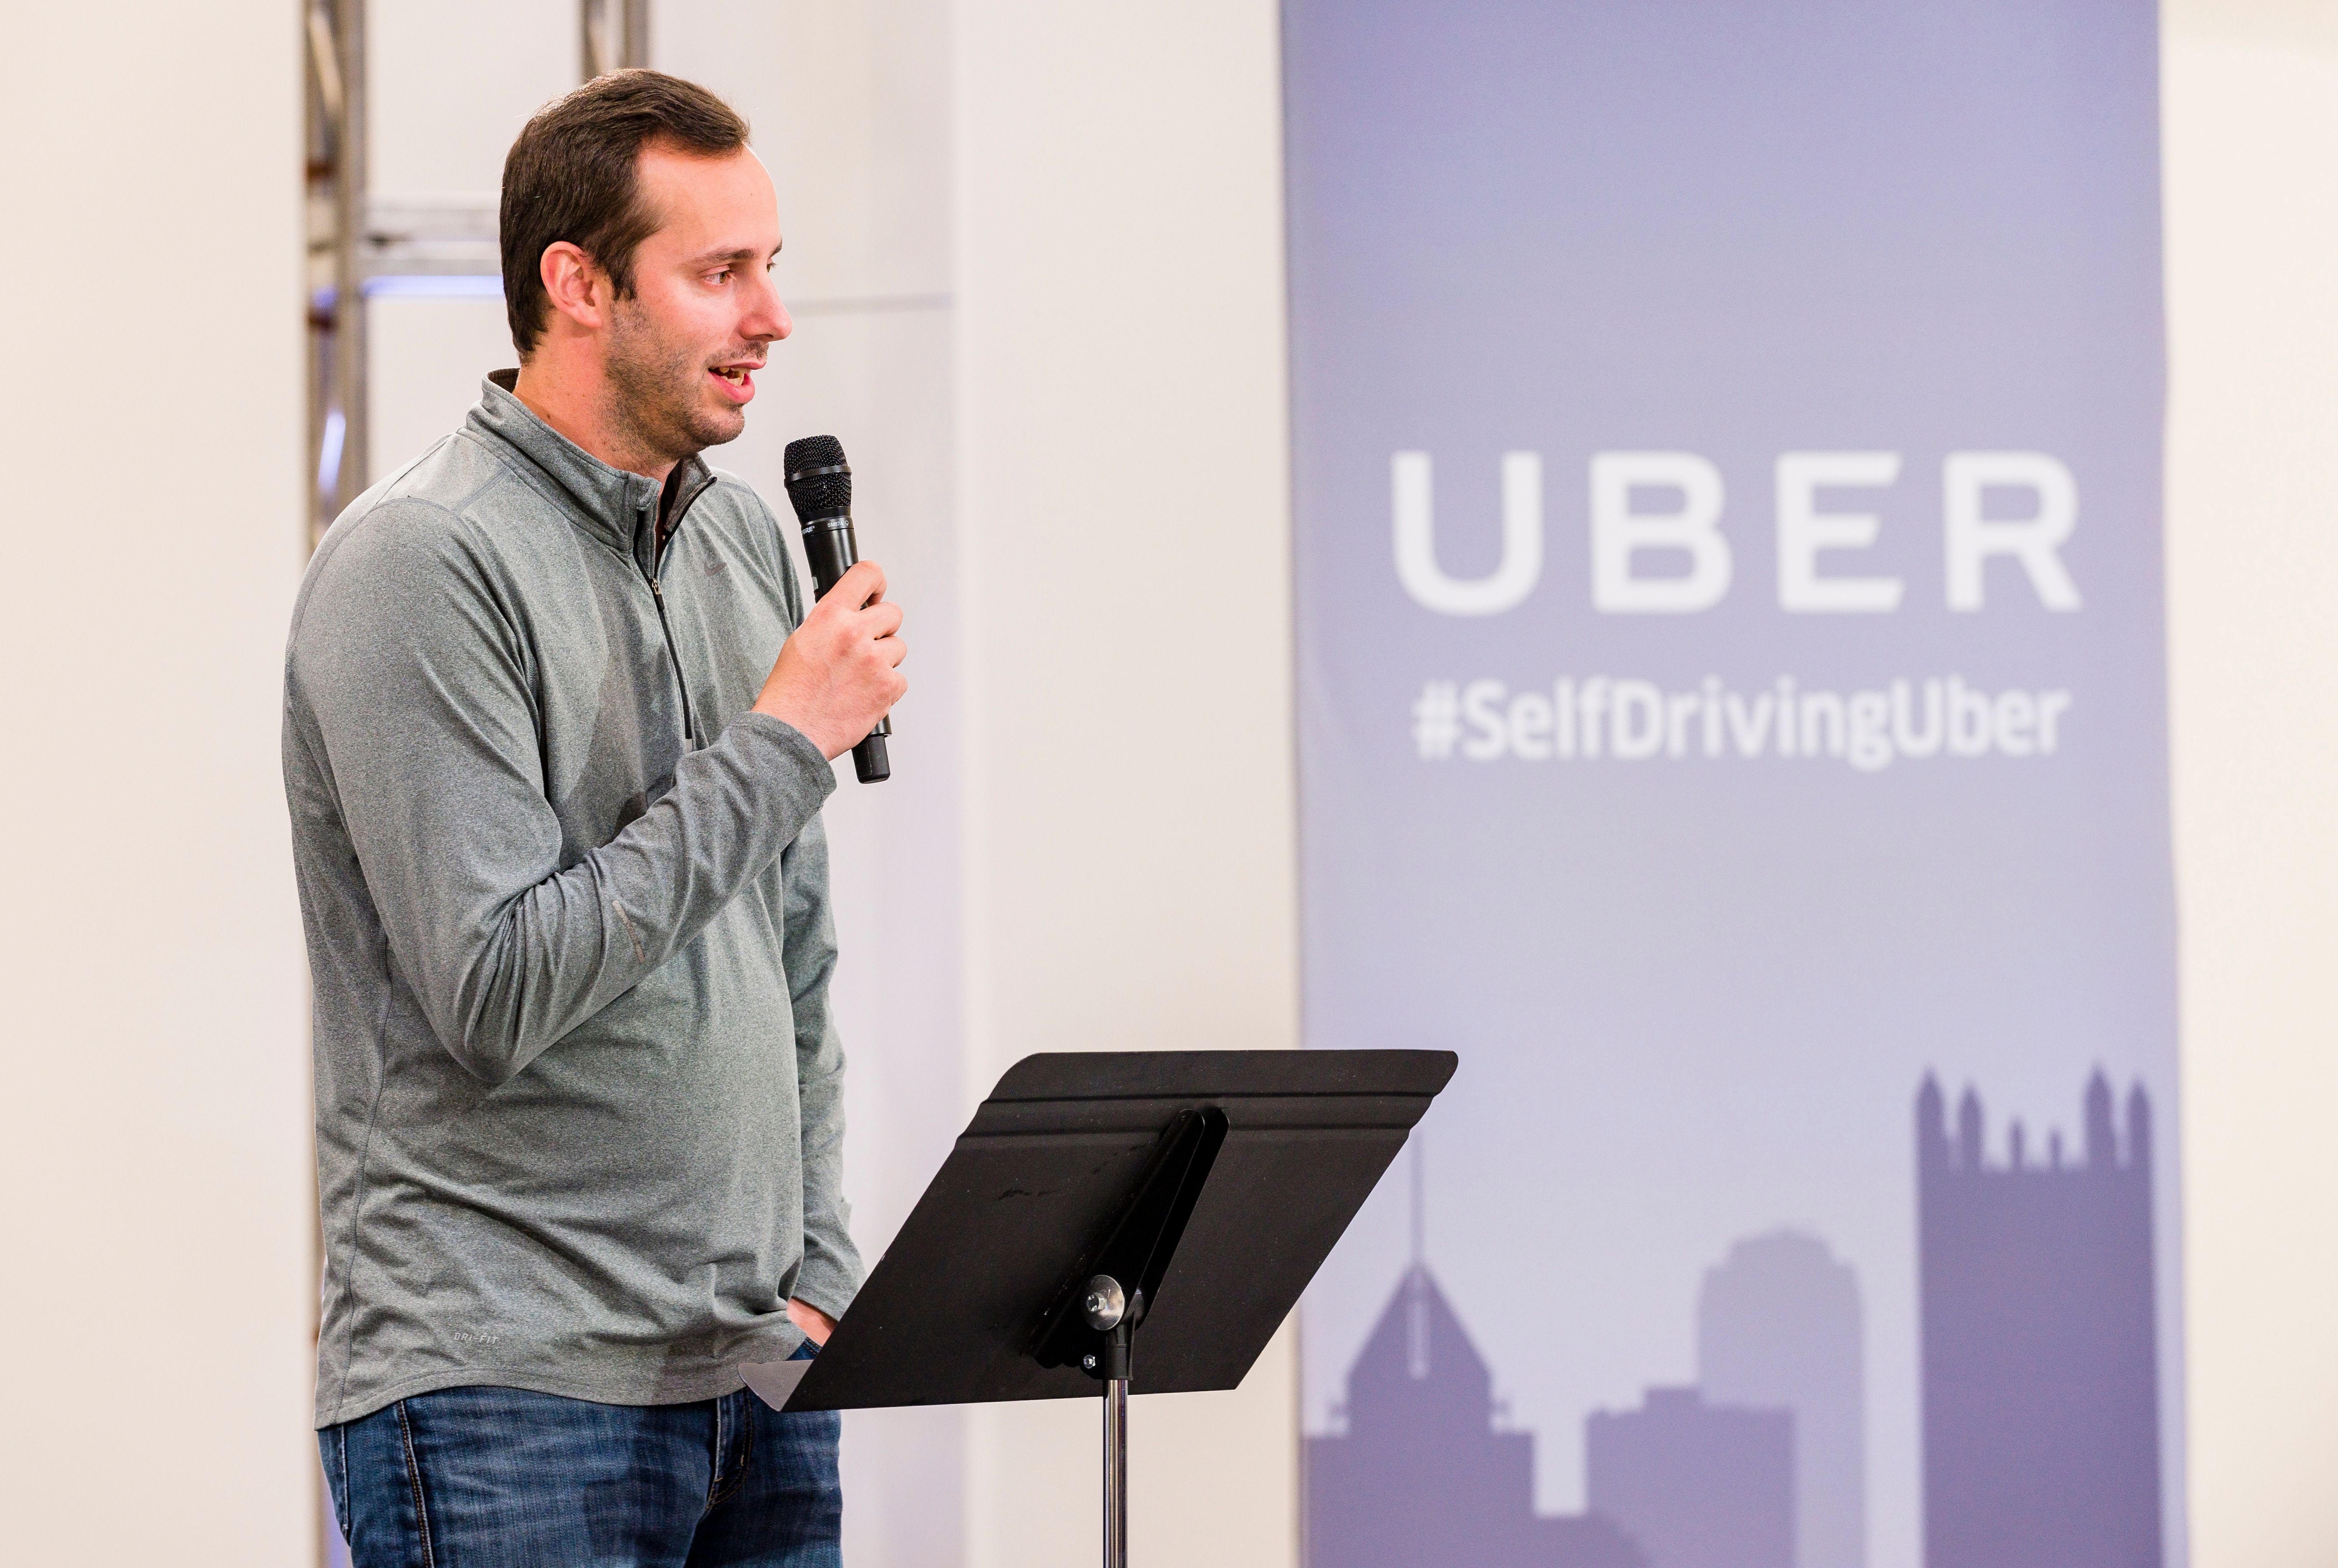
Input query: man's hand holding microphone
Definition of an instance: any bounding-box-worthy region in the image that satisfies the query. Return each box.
[755,434,903,778]
[753,556,904,761]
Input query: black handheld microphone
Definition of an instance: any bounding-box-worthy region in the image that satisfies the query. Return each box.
[782,434,891,784]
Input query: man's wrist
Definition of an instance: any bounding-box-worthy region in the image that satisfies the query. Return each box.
[737,708,838,774]
[787,1297,838,1344]
[751,699,842,760]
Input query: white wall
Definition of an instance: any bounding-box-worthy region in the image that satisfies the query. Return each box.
[951,4,1302,1566]
[2163,5,2338,1566]
[0,4,314,1562]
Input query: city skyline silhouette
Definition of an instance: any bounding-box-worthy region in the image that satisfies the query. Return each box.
[1309,1072,2164,1568]
[1306,1144,1841,1568]
[1305,1262,1649,1568]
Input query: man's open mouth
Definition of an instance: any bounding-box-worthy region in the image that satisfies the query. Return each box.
[709,363,760,402]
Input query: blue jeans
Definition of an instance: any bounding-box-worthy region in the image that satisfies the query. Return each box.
[319,1349,839,1568]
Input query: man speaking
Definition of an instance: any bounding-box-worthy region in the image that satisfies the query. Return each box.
[283,72,903,1563]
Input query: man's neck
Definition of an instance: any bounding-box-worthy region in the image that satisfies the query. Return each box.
[511,357,677,485]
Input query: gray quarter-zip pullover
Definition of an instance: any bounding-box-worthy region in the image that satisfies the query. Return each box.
[285,371,864,1427]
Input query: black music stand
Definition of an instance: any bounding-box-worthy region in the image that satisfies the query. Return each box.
[738,1049,1455,1568]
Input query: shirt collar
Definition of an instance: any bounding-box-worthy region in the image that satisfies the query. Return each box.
[468,369,713,569]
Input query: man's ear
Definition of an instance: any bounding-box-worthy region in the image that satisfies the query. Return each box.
[538,241,609,334]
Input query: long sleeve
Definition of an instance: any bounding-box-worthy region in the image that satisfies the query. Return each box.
[289,500,835,1086]
[776,810,868,1317]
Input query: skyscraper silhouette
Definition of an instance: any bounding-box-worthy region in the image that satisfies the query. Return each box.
[1306,1264,1647,1568]
[1915,1072,2162,1568]
[1698,1231,1866,1568]
[1586,1387,1795,1568]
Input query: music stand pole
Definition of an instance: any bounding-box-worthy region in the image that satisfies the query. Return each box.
[1104,1367,1128,1568]
[1081,1254,1143,1568]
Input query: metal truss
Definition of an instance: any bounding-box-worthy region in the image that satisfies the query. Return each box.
[305,0,650,544]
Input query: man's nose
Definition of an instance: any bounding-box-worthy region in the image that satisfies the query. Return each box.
[744,271,791,344]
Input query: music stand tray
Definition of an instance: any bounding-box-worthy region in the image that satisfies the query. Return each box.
[740,1048,1455,1567]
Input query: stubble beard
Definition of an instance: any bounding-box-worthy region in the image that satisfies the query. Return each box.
[603,293,746,472]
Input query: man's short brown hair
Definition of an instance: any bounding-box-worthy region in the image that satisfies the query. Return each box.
[500,70,751,358]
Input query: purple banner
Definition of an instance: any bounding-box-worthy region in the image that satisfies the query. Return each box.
[1282,6,2181,1568]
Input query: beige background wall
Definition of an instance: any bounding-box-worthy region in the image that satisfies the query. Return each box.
[2163,4,2338,1566]
[950,3,1300,1565]
[0,5,316,1563]
[4,3,2337,1565]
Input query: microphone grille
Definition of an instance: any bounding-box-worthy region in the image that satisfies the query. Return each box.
[783,434,851,521]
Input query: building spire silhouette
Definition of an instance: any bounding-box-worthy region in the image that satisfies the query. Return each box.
[1918,1071,2162,1568]
[2085,1068,2116,1168]
[1407,1134,1430,1378]
[1411,1133,1426,1269]
[1307,1211,1651,1568]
